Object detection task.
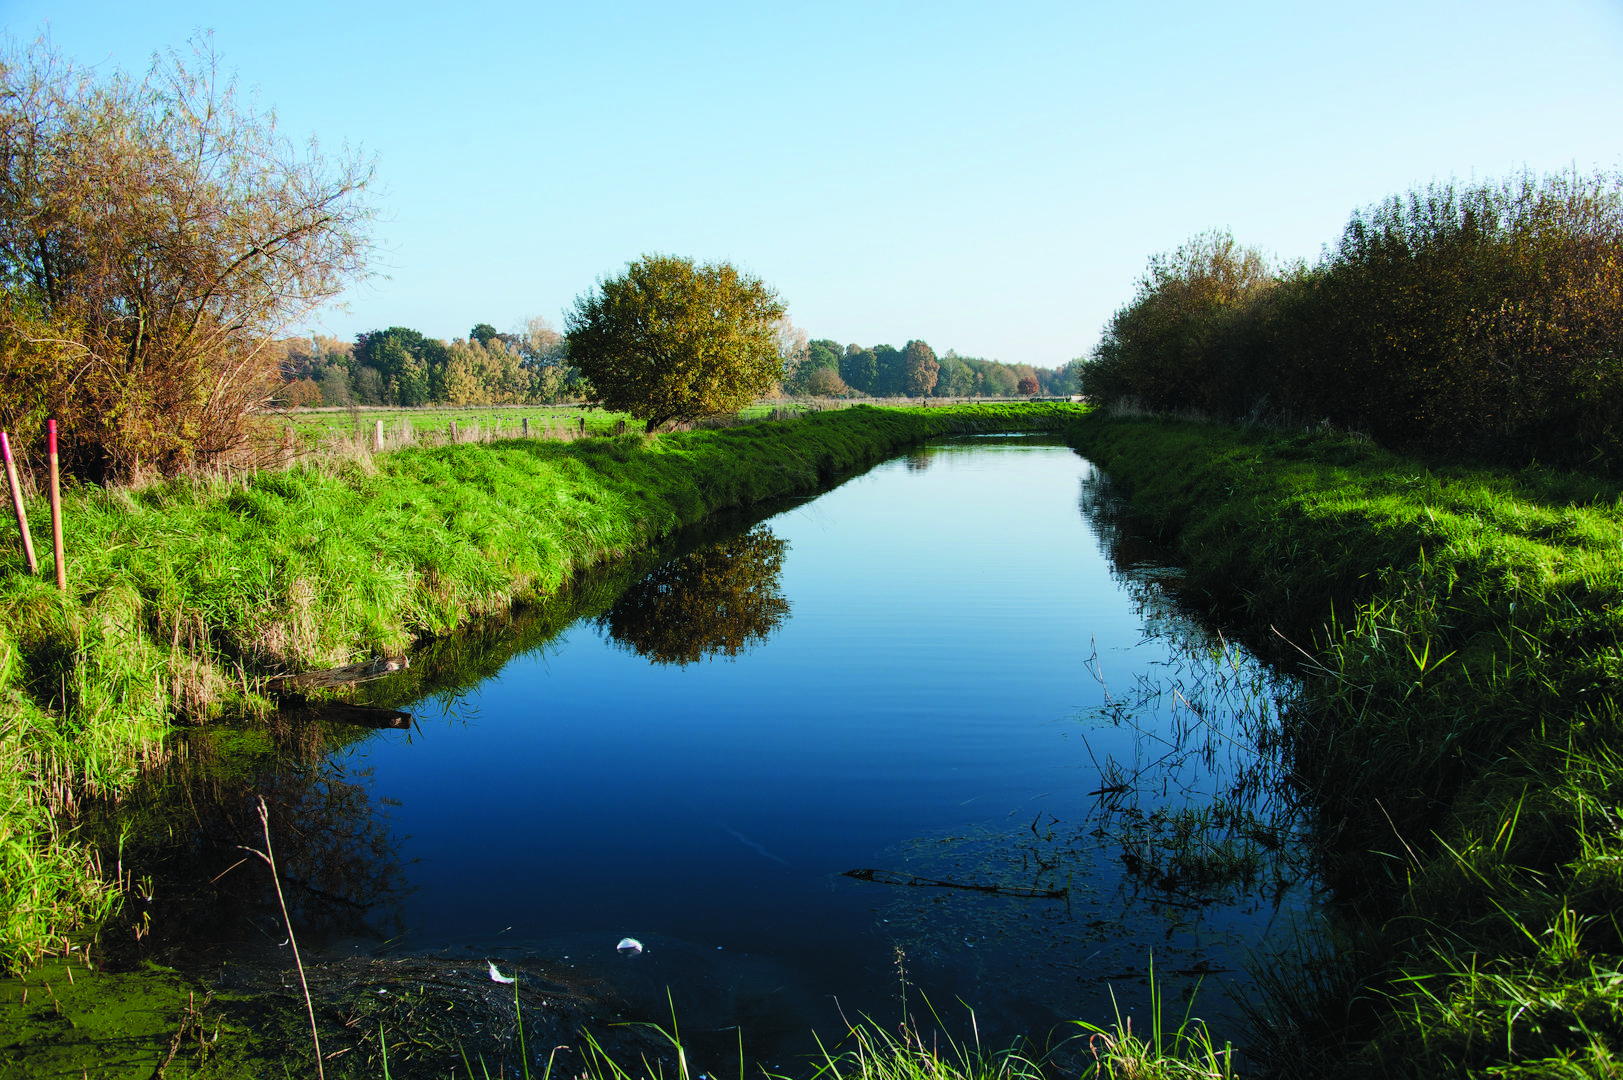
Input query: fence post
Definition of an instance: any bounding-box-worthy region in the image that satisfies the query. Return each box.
[47,420,64,591]
[522,417,530,437]
[373,420,384,451]
[1,431,38,574]
[579,417,586,436]
[449,420,459,443]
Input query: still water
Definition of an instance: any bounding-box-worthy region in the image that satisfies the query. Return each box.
[306,435,1310,1051]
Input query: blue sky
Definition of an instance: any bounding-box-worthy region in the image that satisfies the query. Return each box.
[5,0,1621,368]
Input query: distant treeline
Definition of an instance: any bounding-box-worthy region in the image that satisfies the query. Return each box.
[278,324,1081,409]
[275,319,580,408]
[1079,169,1623,472]
[783,338,1078,399]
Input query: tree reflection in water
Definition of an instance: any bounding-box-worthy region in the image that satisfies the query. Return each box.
[86,708,410,966]
[595,525,791,666]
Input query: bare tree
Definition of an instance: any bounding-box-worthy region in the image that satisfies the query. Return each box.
[513,314,565,365]
[0,34,376,479]
[774,314,809,379]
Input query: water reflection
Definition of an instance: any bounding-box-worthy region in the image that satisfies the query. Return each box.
[596,525,792,666]
[86,711,410,964]
[1074,464,1313,912]
[846,457,1316,1026]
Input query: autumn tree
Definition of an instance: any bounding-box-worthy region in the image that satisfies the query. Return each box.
[805,366,848,396]
[513,315,572,403]
[902,340,939,397]
[279,378,323,408]
[0,36,375,479]
[565,255,787,433]
[1080,229,1274,413]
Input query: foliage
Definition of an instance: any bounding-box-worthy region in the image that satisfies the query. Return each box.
[902,340,939,397]
[278,320,578,408]
[565,254,787,432]
[353,327,446,406]
[801,341,1069,400]
[1078,229,1275,414]
[839,346,879,394]
[805,365,850,396]
[0,36,375,480]
[1079,170,1623,472]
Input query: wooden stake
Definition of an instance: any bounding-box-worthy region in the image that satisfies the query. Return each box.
[372,419,383,451]
[522,417,530,437]
[1,431,38,574]
[47,420,64,591]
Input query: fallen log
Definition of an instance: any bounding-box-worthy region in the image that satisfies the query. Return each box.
[267,656,410,693]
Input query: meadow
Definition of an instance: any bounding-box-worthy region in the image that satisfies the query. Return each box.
[276,402,811,446]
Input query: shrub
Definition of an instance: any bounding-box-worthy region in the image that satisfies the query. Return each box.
[0,37,374,480]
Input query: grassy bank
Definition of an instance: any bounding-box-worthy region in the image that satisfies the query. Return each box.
[1063,411,1623,1076]
[0,402,1080,971]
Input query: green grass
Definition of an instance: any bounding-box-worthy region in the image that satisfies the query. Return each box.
[277,401,825,452]
[1064,410,1623,1077]
[281,403,642,446]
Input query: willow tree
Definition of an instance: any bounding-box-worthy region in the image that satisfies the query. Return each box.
[0,36,375,480]
[565,255,786,433]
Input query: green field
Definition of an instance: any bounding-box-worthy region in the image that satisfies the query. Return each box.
[276,401,820,449]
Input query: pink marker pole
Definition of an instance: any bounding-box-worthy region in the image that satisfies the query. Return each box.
[1,431,39,574]
[48,420,65,591]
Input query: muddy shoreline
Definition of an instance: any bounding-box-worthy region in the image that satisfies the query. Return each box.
[4,931,847,1078]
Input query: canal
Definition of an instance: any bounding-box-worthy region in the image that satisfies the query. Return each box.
[101,433,1316,1070]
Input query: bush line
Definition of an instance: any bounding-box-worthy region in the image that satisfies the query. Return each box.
[1080,170,1623,473]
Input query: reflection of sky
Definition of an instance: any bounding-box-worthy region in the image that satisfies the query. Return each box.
[331,439,1304,1034]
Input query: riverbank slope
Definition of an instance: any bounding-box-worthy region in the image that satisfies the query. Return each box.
[1063,411,1623,1077]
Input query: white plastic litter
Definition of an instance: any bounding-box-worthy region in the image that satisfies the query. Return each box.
[488,961,515,984]
[616,937,644,954]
